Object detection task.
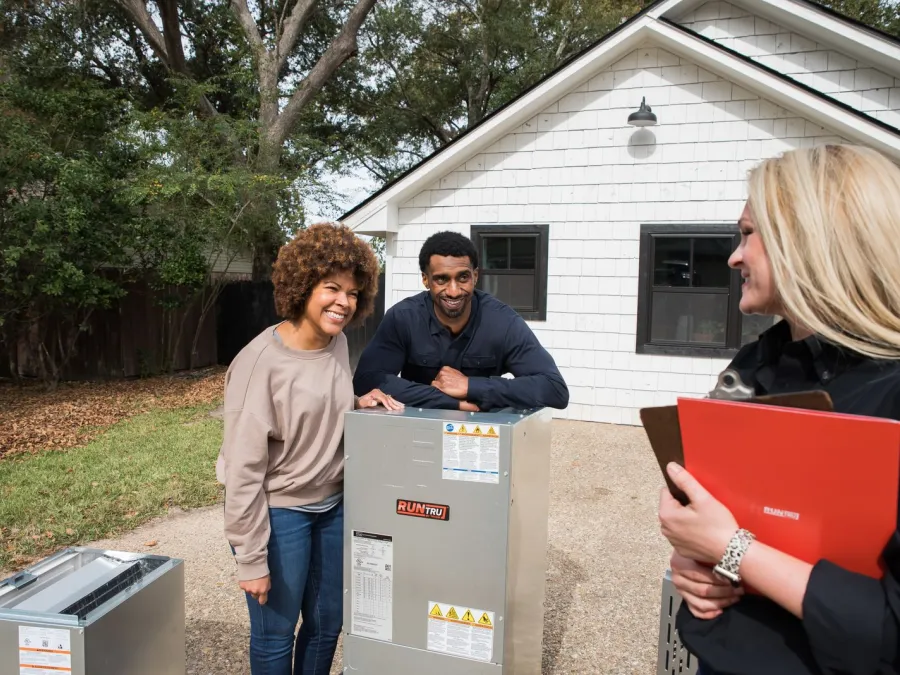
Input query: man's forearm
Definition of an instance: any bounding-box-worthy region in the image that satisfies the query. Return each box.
[379,375,461,409]
[467,373,569,410]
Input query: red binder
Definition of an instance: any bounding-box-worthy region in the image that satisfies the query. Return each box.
[677,397,900,579]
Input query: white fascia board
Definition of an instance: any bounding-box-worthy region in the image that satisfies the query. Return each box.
[648,21,900,160]
[659,0,900,76]
[749,0,900,76]
[648,0,698,19]
[349,203,397,236]
[342,17,656,230]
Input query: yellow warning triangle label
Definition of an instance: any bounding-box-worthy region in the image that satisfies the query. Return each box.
[461,609,475,623]
[473,426,481,435]
[430,604,443,617]
[446,606,459,620]
[458,425,467,434]
[487,426,497,436]
[479,613,493,627]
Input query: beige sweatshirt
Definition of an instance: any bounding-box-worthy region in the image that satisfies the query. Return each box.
[215,326,353,581]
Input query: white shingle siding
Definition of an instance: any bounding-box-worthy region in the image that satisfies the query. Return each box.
[677,1,900,129]
[389,44,851,425]
[209,250,253,277]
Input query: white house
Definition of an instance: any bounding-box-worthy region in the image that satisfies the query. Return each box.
[340,0,900,426]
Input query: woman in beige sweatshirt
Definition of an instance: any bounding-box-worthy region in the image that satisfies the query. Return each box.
[216,222,402,675]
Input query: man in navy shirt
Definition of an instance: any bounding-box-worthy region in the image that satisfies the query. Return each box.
[353,231,569,411]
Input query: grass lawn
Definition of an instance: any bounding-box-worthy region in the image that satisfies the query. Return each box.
[0,404,224,570]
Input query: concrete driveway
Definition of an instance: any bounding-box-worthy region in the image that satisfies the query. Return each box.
[87,420,671,674]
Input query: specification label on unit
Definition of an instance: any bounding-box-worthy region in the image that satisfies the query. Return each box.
[442,423,500,484]
[19,625,72,674]
[427,601,495,662]
[351,531,393,642]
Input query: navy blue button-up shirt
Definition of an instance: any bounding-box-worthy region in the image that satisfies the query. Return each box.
[352,290,569,411]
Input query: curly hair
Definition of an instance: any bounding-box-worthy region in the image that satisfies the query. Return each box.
[271,222,380,325]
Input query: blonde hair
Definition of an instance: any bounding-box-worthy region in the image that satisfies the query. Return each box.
[747,144,900,359]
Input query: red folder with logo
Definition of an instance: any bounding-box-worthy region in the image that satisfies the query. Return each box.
[677,397,900,579]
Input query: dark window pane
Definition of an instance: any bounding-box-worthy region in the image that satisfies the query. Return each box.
[692,238,733,288]
[741,314,777,346]
[510,237,537,270]
[483,238,509,270]
[653,238,691,286]
[650,292,728,345]
[482,273,535,311]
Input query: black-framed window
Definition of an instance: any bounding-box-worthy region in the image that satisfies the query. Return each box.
[471,224,549,321]
[636,224,775,358]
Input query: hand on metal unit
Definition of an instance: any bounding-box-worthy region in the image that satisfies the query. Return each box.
[357,389,405,411]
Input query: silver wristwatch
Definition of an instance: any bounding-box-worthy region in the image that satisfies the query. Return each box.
[713,528,755,586]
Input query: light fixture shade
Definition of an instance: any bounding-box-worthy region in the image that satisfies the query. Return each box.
[628,96,658,127]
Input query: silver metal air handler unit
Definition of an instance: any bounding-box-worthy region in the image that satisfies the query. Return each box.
[0,547,185,675]
[342,407,553,674]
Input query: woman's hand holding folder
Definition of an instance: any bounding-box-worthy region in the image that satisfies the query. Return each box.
[659,462,739,565]
[661,460,814,620]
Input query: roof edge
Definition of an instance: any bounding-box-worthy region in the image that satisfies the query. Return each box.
[339,0,670,223]
[660,18,900,139]
[341,0,900,225]
[792,0,900,52]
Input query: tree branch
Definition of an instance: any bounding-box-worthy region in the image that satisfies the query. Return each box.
[114,0,169,64]
[276,0,317,73]
[268,0,377,149]
[354,154,393,183]
[230,0,265,58]
[157,0,187,72]
[116,0,218,118]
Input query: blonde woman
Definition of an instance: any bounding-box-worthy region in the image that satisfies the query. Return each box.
[658,144,900,675]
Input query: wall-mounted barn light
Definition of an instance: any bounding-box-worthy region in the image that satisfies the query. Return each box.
[627,97,658,127]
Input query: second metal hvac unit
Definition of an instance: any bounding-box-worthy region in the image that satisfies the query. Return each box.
[0,547,185,675]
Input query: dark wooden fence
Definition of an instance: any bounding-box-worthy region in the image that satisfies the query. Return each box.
[2,281,217,381]
[216,272,386,371]
[0,273,384,382]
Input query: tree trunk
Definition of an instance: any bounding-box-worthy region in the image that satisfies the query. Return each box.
[4,330,20,385]
[53,313,92,386]
[188,282,225,370]
[250,202,283,281]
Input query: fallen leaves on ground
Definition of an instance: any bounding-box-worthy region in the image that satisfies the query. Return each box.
[0,367,226,458]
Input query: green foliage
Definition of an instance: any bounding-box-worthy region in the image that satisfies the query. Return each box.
[341,0,648,180]
[0,0,357,381]
[0,70,142,380]
[815,0,900,36]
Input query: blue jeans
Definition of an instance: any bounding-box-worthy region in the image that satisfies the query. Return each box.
[243,503,344,675]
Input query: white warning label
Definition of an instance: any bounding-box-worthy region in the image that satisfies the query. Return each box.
[427,601,495,662]
[442,422,500,484]
[351,531,393,642]
[19,625,72,673]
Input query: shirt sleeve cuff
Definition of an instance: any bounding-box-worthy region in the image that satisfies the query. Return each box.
[236,559,270,582]
[802,559,885,674]
[466,377,491,408]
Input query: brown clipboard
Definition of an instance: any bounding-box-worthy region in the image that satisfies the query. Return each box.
[641,389,834,505]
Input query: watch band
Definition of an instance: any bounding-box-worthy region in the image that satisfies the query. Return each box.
[713,528,756,585]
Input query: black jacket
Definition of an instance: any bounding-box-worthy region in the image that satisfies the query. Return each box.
[352,290,568,411]
[678,320,900,675]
